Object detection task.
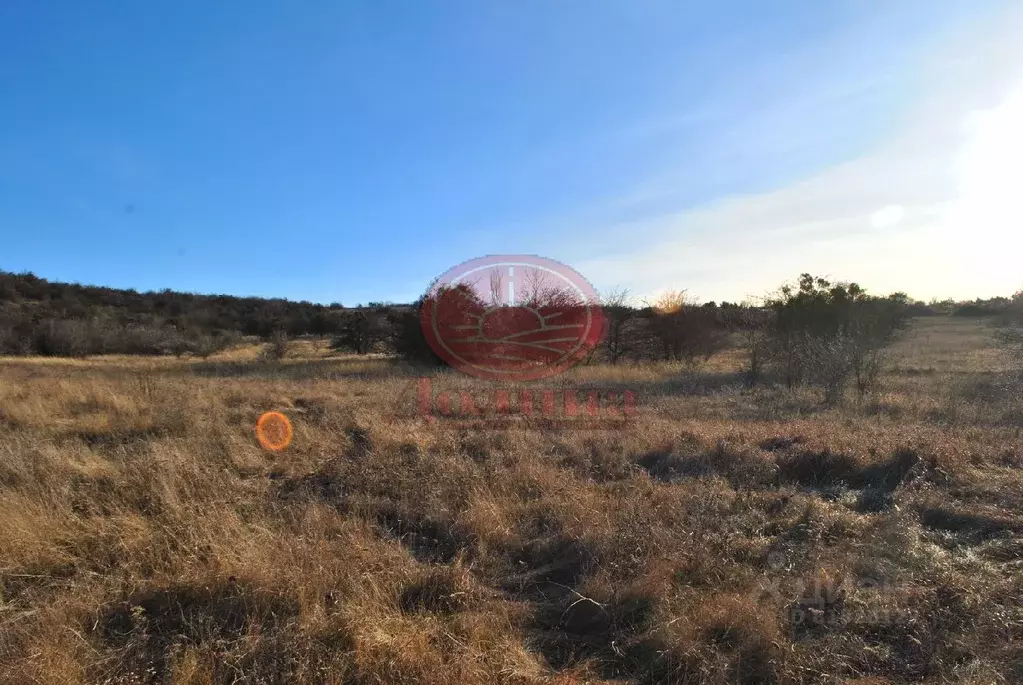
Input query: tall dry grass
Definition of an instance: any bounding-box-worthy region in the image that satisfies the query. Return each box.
[0,319,1021,683]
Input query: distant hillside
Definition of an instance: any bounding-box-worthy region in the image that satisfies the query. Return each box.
[0,268,1016,359]
[0,270,363,335]
[0,270,407,357]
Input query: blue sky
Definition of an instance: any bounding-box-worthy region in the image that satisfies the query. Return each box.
[2,1,1021,304]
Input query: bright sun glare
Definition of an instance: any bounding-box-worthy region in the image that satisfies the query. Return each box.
[955,85,1023,233]
[941,82,1023,294]
[870,204,905,229]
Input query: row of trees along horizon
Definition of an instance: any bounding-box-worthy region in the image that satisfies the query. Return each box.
[2,268,1021,401]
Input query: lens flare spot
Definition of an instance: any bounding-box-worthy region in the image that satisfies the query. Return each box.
[255,411,293,451]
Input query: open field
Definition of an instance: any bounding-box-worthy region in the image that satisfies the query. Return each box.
[1,317,1022,684]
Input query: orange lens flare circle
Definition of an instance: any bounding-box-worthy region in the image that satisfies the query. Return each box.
[255,411,293,451]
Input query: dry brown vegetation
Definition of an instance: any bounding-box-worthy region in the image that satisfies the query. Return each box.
[1,318,1022,684]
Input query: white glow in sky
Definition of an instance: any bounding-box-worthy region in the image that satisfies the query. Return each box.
[568,5,1023,304]
[870,205,904,229]
[955,87,1023,233]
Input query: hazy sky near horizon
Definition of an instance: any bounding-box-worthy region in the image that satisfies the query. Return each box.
[2,1,1021,305]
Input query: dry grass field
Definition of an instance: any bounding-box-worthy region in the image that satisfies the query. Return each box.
[2,317,1022,684]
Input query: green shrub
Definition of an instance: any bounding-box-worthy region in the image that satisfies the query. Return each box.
[762,275,909,401]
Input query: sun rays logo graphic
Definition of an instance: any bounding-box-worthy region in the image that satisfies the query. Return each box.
[420,255,606,381]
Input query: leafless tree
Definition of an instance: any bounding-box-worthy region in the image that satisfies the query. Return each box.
[488,271,504,306]
[520,267,581,309]
[735,306,772,388]
[645,291,726,368]
[601,287,638,364]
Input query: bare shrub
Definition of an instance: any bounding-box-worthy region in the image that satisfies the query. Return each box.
[852,343,886,396]
[265,328,290,361]
[117,324,182,355]
[994,290,1023,370]
[647,292,727,368]
[189,332,236,359]
[388,289,451,367]
[734,307,772,388]
[601,287,639,365]
[802,335,856,405]
[331,309,389,354]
